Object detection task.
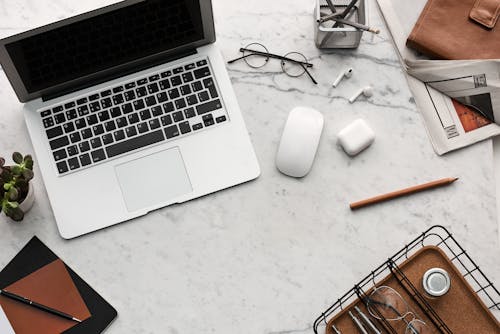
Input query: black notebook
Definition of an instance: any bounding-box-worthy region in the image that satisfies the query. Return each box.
[0,236,117,333]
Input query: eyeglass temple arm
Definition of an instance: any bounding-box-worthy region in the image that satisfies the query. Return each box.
[239,48,313,67]
[367,298,421,334]
[299,63,318,85]
[227,54,264,64]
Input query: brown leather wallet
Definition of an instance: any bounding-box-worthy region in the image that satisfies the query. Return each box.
[406,0,500,59]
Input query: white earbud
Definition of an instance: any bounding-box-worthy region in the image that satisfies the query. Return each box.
[349,86,373,103]
[332,68,353,87]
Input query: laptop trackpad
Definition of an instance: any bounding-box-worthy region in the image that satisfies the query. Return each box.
[115,148,192,212]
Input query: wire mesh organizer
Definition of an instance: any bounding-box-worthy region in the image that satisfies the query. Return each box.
[313,225,500,334]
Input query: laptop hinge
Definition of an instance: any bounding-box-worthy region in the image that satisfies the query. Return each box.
[42,48,198,102]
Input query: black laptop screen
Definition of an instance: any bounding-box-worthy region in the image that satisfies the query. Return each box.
[4,0,204,94]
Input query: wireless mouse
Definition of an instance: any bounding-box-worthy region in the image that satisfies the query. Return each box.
[276,106,324,177]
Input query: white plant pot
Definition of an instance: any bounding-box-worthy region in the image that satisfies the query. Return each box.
[19,184,35,213]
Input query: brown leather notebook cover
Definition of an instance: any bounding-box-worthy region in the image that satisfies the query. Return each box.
[406,0,500,59]
[0,259,91,334]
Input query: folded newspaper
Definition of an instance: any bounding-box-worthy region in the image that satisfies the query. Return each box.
[376,0,500,155]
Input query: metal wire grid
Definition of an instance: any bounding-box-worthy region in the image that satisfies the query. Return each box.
[313,225,500,334]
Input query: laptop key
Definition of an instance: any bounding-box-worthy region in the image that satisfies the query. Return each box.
[70,132,81,143]
[180,84,191,95]
[161,70,172,78]
[106,130,165,158]
[175,98,186,110]
[98,110,110,122]
[147,83,159,94]
[151,106,163,117]
[68,157,80,170]
[63,122,75,133]
[90,137,103,149]
[67,145,78,156]
[171,76,182,86]
[192,123,203,131]
[79,153,92,167]
[198,91,210,102]
[77,105,89,116]
[89,102,101,112]
[110,107,121,118]
[137,78,148,86]
[202,114,215,127]
[122,103,133,114]
[163,102,174,113]
[173,66,184,74]
[128,113,139,124]
[145,96,157,107]
[105,120,117,132]
[196,59,207,67]
[57,161,68,174]
[186,94,198,106]
[164,125,180,139]
[65,102,76,109]
[159,79,170,90]
[77,98,88,105]
[192,81,203,92]
[113,86,124,94]
[53,106,64,113]
[50,136,69,150]
[139,109,152,121]
[156,92,168,103]
[194,67,210,79]
[41,110,51,117]
[149,74,160,82]
[161,115,172,126]
[185,63,196,70]
[46,126,63,139]
[89,94,100,101]
[86,114,98,126]
[124,90,136,101]
[196,99,222,115]
[102,134,114,145]
[125,82,136,89]
[149,118,161,129]
[116,117,128,128]
[81,128,93,139]
[216,116,227,123]
[79,141,91,153]
[91,149,106,163]
[203,78,218,98]
[172,111,184,122]
[184,108,196,118]
[66,109,77,120]
[136,86,147,97]
[101,97,113,109]
[93,124,105,136]
[179,121,191,134]
[113,93,124,105]
[43,117,55,128]
[182,72,194,83]
[137,122,149,134]
[168,88,180,99]
[100,90,112,97]
[54,113,66,124]
[133,99,145,111]
[125,126,137,137]
[75,118,86,129]
[114,130,125,141]
[53,149,67,161]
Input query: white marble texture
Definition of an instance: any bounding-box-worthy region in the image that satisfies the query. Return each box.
[0,0,499,333]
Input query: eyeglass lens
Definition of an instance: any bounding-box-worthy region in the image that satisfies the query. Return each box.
[367,286,431,334]
[242,43,269,68]
[281,52,308,77]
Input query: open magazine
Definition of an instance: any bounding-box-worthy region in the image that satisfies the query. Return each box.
[376,0,500,155]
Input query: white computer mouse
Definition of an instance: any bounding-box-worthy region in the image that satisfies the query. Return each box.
[276,106,324,177]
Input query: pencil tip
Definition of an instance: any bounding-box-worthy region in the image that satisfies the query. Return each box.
[452,177,459,182]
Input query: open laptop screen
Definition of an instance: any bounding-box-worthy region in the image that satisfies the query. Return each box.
[0,0,215,102]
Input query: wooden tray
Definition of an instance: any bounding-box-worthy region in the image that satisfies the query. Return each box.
[326,246,500,333]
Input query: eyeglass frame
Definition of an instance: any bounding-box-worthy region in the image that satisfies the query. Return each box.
[364,286,429,334]
[227,43,318,84]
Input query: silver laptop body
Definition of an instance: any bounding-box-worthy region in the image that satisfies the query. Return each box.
[0,0,260,238]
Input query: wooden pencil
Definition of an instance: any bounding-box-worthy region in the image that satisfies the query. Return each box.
[349,177,458,210]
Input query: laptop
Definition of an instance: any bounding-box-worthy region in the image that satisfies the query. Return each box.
[0,0,260,239]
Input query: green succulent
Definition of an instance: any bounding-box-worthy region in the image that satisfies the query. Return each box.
[0,152,35,222]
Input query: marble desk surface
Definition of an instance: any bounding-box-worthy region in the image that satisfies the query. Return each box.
[0,0,499,333]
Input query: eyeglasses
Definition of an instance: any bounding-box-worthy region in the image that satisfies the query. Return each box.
[366,286,431,334]
[227,43,318,84]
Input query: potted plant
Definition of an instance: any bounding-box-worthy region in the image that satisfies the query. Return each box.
[0,152,35,221]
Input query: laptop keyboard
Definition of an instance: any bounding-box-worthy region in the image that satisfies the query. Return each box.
[40,58,228,175]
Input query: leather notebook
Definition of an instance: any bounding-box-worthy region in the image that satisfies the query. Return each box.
[406,0,500,59]
[0,237,117,333]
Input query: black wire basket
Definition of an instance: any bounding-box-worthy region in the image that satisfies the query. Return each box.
[313,225,500,334]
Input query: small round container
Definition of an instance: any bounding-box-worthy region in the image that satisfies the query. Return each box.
[422,268,451,297]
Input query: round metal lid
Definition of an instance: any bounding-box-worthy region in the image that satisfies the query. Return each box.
[422,268,451,297]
